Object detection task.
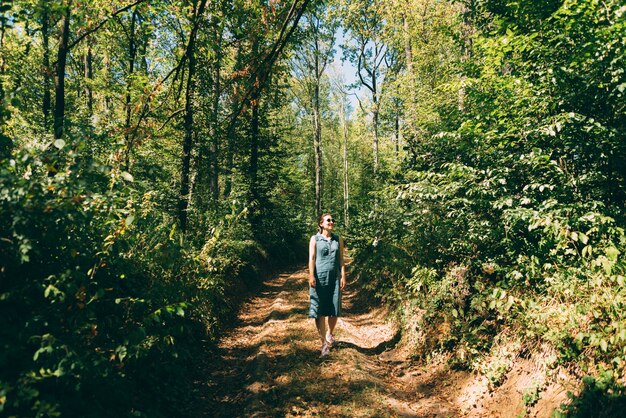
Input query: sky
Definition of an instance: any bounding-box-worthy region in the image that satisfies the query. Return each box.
[328,28,363,118]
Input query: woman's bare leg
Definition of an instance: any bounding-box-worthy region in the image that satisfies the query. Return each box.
[315,316,327,344]
[327,316,338,342]
[316,316,331,356]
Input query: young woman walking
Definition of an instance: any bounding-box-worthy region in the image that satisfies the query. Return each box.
[308,213,346,357]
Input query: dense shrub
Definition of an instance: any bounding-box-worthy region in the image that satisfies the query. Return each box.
[0,142,277,416]
[349,0,626,401]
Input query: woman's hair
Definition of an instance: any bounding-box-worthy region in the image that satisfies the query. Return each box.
[317,213,332,234]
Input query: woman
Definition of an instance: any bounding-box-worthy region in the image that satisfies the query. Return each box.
[309,213,346,357]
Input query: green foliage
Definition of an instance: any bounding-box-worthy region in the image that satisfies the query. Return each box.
[0,140,277,415]
[348,0,626,407]
[555,371,626,418]
[1,0,624,414]
[522,383,542,408]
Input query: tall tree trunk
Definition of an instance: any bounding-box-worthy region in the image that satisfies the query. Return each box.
[124,10,138,166]
[223,45,243,198]
[248,33,262,203]
[0,12,6,135]
[402,10,416,122]
[313,81,322,217]
[372,102,379,172]
[223,113,235,198]
[84,43,94,116]
[249,90,260,201]
[179,0,208,232]
[53,1,72,139]
[342,102,349,230]
[104,51,113,124]
[209,26,222,202]
[0,12,11,159]
[179,42,195,233]
[395,108,400,155]
[403,12,413,81]
[41,1,52,131]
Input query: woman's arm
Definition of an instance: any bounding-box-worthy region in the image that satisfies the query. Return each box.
[339,236,346,290]
[308,236,316,287]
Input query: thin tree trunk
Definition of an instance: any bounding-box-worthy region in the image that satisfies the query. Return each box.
[124,10,138,166]
[41,1,51,131]
[209,28,222,202]
[373,105,379,172]
[84,44,94,116]
[0,14,10,157]
[0,14,11,157]
[371,64,379,173]
[223,115,235,198]
[248,32,263,203]
[403,12,413,81]
[223,45,243,198]
[342,103,349,230]
[313,82,322,217]
[249,90,260,201]
[179,0,208,232]
[53,1,72,139]
[179,43,195,233]
[0,13,6,132]
[104,51,113,123]
[395,109,400,155]
[311,22,324,217]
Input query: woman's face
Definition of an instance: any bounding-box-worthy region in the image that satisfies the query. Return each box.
[321,215,335,231]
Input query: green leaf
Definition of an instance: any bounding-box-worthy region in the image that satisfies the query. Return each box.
[600,339,608,352]
[53,139,65,149]
[605,246,620,261]
[579,232,589,245]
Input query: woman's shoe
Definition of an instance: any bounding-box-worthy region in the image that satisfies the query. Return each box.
[326,333,335,347]
[320,343,330,357]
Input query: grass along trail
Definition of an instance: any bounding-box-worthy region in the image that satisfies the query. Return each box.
[198,267,462,417]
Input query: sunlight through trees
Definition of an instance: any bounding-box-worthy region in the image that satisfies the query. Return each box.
[1,0,624,415]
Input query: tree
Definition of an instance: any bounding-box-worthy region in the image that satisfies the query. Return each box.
[340,0,387,173]
[178,0,208,233]
[329,69,351,229]
[53,0,71,139]
[292,5,337,216]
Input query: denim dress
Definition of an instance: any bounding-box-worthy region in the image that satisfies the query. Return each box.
[309,233,342,318]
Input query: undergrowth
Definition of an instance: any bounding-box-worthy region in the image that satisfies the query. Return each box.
[348,0,626,412]
[0,144,306,416]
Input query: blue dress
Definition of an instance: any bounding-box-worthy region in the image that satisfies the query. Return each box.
[309,233,342,318]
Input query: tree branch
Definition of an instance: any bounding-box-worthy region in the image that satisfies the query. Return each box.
[358,44,374,93]
[158,108,185,131]
[129,0,207,139]
[225,0,312,132]
[68,0,146,50]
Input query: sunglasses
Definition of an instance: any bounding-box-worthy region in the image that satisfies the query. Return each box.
[325,219,335,223]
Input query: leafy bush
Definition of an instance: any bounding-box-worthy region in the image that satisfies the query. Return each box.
[349,0,626,402]
[0,141,276,416]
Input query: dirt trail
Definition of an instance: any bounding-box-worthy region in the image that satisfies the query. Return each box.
[198,267,463,417]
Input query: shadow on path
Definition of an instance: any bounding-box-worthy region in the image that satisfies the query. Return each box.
[195,266,459,418]
[334,329,402,356]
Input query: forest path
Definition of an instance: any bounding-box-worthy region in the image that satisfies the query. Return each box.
[197,267,462,417]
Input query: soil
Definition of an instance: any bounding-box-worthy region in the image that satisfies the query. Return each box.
[196,267,571,417]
